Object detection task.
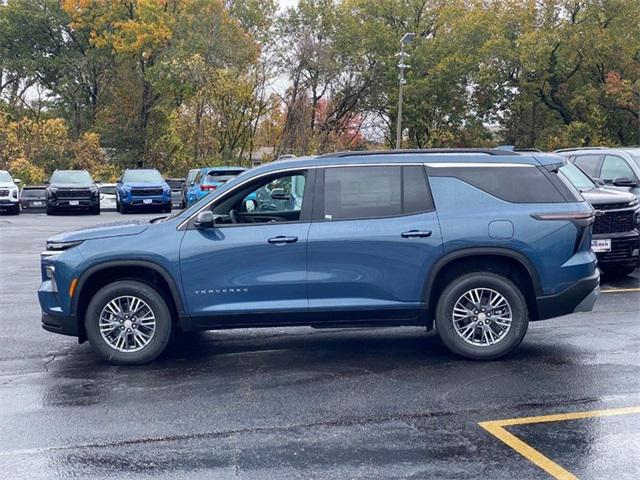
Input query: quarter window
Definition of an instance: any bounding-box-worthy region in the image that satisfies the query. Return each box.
[322,166,433,221]
[572,155,601,177]
[601,155,637,182]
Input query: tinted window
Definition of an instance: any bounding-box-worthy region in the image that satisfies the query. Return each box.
[573,155,601,177]
[207,169,245,177]
[21,188,46,198]
[403,166,434,213]
[187,170,199,182]
[193,171,203,184]
[601,155,637,182]
[324,167,401,220]
[99,185,116,195]
[430,165,565,203]
[322,166,433,221]
[166,179,183,189]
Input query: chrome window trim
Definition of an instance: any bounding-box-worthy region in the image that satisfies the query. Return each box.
[177,161,534,230]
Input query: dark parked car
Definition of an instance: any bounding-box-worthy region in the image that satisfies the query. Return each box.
[46,170,100,215]
[557,147,640,200]
[20,186,47,212]
[39,149,599,365]
[166,178,185,208]
[559,162,639,276]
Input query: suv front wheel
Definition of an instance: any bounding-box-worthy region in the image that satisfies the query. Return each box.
[435,272,528,360]
[85,280,173,365]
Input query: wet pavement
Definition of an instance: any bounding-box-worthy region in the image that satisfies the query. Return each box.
[0,211,639,479]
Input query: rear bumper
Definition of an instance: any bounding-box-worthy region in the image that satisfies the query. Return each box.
[535,269,600,320]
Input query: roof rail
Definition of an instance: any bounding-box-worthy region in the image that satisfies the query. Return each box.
[553,147,608,153]
[318,148,520,158]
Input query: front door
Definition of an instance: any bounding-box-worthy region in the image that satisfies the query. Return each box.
[180,170,312,326]
[307,165,443,321]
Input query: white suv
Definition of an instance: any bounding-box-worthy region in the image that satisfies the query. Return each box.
[0,170,20,215]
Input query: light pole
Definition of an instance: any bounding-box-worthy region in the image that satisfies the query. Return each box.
[396,32,415,149]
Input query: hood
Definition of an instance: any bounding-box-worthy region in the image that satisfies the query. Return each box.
[0,181,17,188]
[48,219,150,243]
[580,186,638,206]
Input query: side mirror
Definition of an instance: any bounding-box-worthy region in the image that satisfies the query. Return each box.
[14,178,21,185]
[612,177,638,188]
[116,180,122,185]
[94,179,102,184]
[194,210,215,229]
[44,180,50,185]
[190,181,195,186]
[270,188,290,200]
[593,178,605,187]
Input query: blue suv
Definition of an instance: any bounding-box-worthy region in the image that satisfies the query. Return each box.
[186,166,246,206]
[116,169,172,213]
[39,149,599,365]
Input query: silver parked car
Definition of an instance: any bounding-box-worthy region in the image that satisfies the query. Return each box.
[98,183,117,210]
[166,178,185,208]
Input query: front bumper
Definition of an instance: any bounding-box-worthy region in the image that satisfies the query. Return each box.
[535,269,600,320]
[123,196,170,208]
[0,198,19,208]
[42,311,78,337]
[48,199,99,209]
[593,231,640,267]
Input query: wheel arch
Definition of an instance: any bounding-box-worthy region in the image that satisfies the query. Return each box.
[73,260,185,341]
[423,248,542,323]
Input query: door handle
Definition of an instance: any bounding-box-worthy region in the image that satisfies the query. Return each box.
[401,230,432,239]
[268,236,298,245]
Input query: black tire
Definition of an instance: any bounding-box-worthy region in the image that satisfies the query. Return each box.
[11,204,20,215]
[91,204,100,215]
[120,202,128,214]
[599,265,636,277]
[162,203,172,213]
[435,272,529,360]
[46,206,56,215]
[85,280,173,365]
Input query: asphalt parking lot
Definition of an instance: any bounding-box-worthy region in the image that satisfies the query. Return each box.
[1,211,639,479]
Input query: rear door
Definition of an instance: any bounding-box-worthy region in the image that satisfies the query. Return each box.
[306,164,443,321]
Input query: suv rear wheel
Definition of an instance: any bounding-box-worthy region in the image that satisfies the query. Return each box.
[85,280,173,365]
[435,272,528,360]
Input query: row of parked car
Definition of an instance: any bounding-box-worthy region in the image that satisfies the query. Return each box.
[0,166,247,215]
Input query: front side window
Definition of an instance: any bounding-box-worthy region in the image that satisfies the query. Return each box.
[210,171,308,225]
[601,155,637,182]
[322,165,433,221]
[572,155,601,177]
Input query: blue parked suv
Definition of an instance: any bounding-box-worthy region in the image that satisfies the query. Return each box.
[39,149,599,365]
[116,169,172,213]
[186,166,246,206]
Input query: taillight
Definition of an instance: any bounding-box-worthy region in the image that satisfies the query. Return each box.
[530,211,595,226]
[200,185,217,191]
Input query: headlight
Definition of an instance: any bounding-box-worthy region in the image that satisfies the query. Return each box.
[47,188,57,199]
[11,188,18,199]
[42,240,83,257]
[635,210,640,228]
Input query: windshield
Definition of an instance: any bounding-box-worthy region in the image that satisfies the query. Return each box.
[99,185,116,195]
[123,170,164,183]
[51,170,93,184]
[21,188,46,198]
[559,162,595,191]
[632,156,640,169]
[0,171,12,182]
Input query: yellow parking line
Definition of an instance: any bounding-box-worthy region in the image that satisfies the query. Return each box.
[479,406,640,479]
[601,287,640,293]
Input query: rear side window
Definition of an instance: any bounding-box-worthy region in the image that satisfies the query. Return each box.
[572,155,601,177]
[322,165,433,221]
[429,165,565,203]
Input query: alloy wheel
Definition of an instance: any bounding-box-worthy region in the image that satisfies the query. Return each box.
[99,295,156,352]
[451,288,512,347]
